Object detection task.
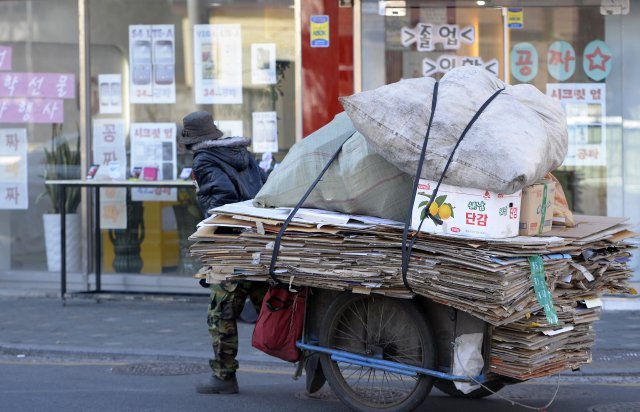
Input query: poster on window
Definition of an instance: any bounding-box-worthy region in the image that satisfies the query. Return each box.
[252,112,277,153]
[0,72,75,99]
[214,120,243,139]
[130,122,177,201]
[0,98,64,123]
[547,83,606,166]
[0,128,27,209]
[98,74,123,114]
[92,119,127,228]
[193,24,243,104]
[251,44,276,85]
[0,46,12,71]
[129,25,176,104]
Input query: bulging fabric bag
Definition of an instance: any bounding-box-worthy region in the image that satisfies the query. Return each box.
[252,285,306,363]
[339,66,568,194]
[253,112,413,221]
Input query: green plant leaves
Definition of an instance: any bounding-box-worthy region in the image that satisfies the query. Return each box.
[38,126,81,214]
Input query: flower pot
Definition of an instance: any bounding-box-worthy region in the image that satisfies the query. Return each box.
[108,197,145,274]
[112,243,143,273]
[42,213,82,272]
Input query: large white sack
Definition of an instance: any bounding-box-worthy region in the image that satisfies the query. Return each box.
[339,66,568,194]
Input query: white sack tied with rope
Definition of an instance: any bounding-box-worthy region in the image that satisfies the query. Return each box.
[339,66,568,194]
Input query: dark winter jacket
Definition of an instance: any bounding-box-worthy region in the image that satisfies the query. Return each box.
[191,136,266,216]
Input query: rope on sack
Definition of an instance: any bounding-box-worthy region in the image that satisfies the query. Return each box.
[401,84,505,291]
[268,130,355,285]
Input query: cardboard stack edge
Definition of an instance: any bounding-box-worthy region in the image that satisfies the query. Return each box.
[189,201,636,381]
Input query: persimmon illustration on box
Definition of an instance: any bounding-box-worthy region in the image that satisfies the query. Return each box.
[418,192,455,222]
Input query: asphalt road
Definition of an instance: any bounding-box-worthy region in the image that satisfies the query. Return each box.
[2,355,640,412]
[1,297,639,411]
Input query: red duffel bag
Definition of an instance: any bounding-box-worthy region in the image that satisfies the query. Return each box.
[252,285,306,362]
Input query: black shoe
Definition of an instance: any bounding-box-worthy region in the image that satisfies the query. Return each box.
[196,374,239,394]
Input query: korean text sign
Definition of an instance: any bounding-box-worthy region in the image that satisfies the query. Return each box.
[0,128,28,209]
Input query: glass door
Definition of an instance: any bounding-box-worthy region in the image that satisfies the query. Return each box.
[360,1,633,279]
[505,5,622,221]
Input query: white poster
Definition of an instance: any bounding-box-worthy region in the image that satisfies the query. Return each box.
[214,120,243,138]
[251,43,276,85]
[547,83,606,166]
[92,119,127,228]
[194,24,243,104]
[100,187,127,229]
[0,128,27,209]
[98,74,123,114]
[130,122,177,201]
[252,111,278,153]
[129,24,176,104]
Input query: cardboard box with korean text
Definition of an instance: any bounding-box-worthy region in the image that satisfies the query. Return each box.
[519,179,556,236]
[411,179,522,239]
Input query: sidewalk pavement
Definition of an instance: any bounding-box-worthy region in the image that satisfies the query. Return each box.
[0,294,639,377]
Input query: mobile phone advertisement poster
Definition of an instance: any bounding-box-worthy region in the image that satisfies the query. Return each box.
[129,25,176,104]
[98,74,123,114]
[194,24,243,105]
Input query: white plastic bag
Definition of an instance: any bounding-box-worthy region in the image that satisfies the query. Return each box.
[452,333,484,394]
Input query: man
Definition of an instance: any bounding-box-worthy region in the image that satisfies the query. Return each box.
[180,111,268,394]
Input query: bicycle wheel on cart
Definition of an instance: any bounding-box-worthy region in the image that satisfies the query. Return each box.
[319,292,436,412]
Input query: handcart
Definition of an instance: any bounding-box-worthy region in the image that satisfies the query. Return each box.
[295,287,515,412]
[261,84,521,411]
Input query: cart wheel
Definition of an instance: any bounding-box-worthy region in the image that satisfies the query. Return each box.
[319,293,436,412]
[434,379,505,399]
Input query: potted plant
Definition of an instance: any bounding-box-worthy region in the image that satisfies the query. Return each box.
[37,124,82,272]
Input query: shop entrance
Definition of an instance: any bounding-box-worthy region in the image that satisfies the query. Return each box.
[359,1,637,279]
[360,1,623,226]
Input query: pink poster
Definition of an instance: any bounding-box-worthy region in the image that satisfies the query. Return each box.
[0,46,11,71]
[1,72,75,99]
[0,98,64,123]
[0,128,28,209]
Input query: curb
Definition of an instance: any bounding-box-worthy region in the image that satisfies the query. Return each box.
[601,295,640,311]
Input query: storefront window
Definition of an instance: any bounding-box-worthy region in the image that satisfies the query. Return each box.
[88,0,297,277]
[506,6,622,222]
[0,0,297,284]
[0,0,80,273]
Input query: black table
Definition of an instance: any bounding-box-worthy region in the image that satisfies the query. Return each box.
[45,180,195,301]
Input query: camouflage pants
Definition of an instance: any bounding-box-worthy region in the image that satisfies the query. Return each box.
[207,281,268,379]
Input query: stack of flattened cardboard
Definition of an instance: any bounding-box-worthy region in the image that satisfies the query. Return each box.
[190,208,429,298]
[488,214,637,380]
[190,202,573,309]
[490,318,595,380]
[189,202,635,380]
